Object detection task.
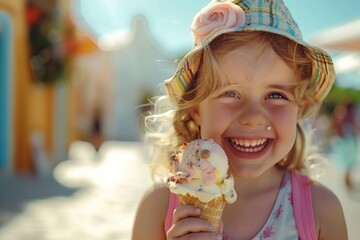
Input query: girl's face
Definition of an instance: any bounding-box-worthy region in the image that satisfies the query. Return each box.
[192,42,300,179]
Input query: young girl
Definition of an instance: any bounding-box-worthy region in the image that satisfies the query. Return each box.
[132,0,348,239]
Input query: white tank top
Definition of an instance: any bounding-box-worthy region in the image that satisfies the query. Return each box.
[250,171,299,240]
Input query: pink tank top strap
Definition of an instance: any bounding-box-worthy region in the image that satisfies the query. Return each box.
[164,192,179,233]
[291,170,317,240]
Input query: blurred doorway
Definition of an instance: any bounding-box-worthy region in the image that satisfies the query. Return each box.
[0,11,12,172]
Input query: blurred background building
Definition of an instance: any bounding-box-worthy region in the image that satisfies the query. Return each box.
[0,0,177,175]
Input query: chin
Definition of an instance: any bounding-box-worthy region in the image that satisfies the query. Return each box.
[230,166,266,179]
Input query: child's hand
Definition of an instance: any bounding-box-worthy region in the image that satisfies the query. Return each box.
[166,205,223,240]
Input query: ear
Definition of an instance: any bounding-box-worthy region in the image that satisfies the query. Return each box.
[188,107,201,125]
[300,99,310,109]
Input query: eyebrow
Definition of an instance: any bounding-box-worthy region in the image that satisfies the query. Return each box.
[268,83,297,91]
[220,82,298,92]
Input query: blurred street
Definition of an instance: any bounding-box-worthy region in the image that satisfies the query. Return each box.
[0,141,153,240]
[0,141,360,240]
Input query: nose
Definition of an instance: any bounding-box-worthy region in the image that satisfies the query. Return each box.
[237,104,267,128]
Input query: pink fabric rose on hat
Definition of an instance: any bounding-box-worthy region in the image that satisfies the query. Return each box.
[191,1,246,46]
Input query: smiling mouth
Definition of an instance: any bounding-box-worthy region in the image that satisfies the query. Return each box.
[228,137,270,153]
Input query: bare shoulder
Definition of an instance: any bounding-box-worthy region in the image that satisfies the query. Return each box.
[132,182,170,240]
[311,181,348,240]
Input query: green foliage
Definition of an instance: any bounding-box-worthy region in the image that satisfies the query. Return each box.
[326,84,360,104]
[323,84,360,113]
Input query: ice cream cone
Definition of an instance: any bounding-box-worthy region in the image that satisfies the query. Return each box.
[179,193,225,231]
[168,140,236,231]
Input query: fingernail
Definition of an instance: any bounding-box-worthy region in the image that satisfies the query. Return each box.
[196,208,201,214]
[208,224,214,231]
[217,233,223,240]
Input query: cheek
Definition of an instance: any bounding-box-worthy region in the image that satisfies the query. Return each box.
[199,112,223,139]
[269,102,297,124]
[272,105,298,125]
[199,104,234,139]
[285,123,297,146]
[275,108,298,144]
[281,125,297,160]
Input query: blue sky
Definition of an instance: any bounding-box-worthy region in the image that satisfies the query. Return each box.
[76,0,360,54]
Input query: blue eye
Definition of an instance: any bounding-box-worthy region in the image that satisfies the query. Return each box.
[223,91,239,98]
[266,92,286,100]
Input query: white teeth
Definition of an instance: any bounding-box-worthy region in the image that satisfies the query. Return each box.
[232,138,267,147]
[230,138,268,153]
[242,146,259,153]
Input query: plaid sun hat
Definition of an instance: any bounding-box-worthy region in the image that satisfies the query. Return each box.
[164,0,335,103]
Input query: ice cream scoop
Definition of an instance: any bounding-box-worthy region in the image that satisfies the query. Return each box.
[167,139,237,230]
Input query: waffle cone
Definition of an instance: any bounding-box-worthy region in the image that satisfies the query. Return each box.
[179,194,225,231]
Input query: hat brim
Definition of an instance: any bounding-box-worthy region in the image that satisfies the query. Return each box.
[165,26,335,103]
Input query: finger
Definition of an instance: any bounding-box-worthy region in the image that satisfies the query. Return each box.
[167,217,214,238]
[172,205,201,223]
